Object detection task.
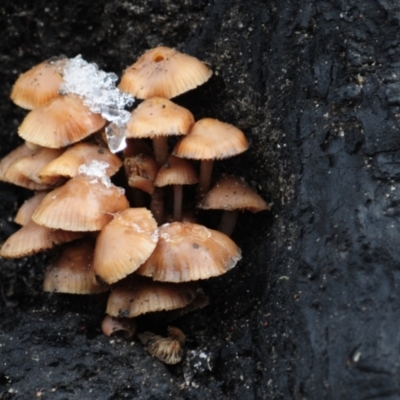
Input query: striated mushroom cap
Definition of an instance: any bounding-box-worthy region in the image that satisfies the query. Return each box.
[10,57,67,110]
[126,97,194,139]
[31,175,129,231]
[119,46,212,99]
[14,191,49,226]
[44,239,108,294]
[199,175,270,213]
[18,94,106,148]
[39,141,122,185]
[93,208,158,284]
[0,220,83,259]
[154,155,198,187]
[106,276,199,318]
[136,222,242,282]
[173,118,249,160]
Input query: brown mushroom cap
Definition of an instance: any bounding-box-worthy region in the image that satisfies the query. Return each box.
[39,141,122,185]
[10,57,66,110]
[18,94,106,148]
[124,154,159,195]
[93,208,158,284]
[43,239,108,294]
[136,221,242,282]
[14,191,49,225]
[0,144,52,190]
[199,175,270,213]
[173,118,249,160]
[12,147,64,185]
[101,315,137,338]
[119,46,212,99]
[31,176,129,231]
[106,276,200,317]
[126,97,194,139]
[0,220,83,259]
[154,155,198,187]
[0,143,50,190]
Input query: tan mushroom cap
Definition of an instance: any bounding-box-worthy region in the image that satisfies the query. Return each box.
[14,191,48,225]
[0,143,34,182]
[101,315,137,338]
[18,94,106,148]
[31,176,129,231]
[0,220,83,259]
[106,276,199,317]
[136,222,242,282]
[126,97,194,139]
[199,176,270,212]
[154,155,198,187]
[93,208,158,284]
[1,146,55,191]
[12,147,64,185]
[10,57,66,110]
[39,141,122,185]
[119,46,212,99]
[173,118,249,160]
[44,239,108,294]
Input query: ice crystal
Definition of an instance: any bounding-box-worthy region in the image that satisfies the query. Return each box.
[60,55,133,153]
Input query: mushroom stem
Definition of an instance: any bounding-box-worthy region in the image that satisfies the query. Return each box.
[151,187,164,225]
[217,210,239,237]
[173,184,183,221]
[198,159,214,199]
[152,136,169,166]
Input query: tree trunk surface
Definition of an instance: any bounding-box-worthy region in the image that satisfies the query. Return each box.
[1,0,399,399]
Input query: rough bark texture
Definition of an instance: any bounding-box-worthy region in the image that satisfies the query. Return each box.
[1,0,400,399]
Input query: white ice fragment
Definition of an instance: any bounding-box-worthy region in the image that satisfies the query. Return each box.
[78,160,112,188]
[105,122,127,154]
[60,55,134,153]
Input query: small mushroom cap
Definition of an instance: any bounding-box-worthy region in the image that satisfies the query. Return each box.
[93,208,158,284]
[0,143,34,182]
[39,141,122,185]
[12,147,64,185]
[124,154,159,194]
[44,239,108,294]
[101,315,137,338]
[10,57,66,110]
[31,176,129,231]
[0,220,83,259]
[199,176,270,212]
[154,155,198,187]
[106,276,200,317]
[126,97,194,139]
[173,118,249,160]
[119,46,212,99]
[18,94,106,148]
[136,222,242,282]
[2,148,55,191]
[14,191,49,225]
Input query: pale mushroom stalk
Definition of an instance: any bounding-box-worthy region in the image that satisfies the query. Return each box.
[173,184,183,221]
[198,159,214,199]
[217,210,239,237]
[152,136,169,166]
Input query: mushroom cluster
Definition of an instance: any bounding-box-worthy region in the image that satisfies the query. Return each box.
[0,47,269,364]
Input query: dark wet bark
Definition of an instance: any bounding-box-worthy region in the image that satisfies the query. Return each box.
[1,0,400,399]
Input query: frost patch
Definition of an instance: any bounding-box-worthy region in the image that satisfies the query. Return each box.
[78,160,112,188]
[60,55,134,153]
